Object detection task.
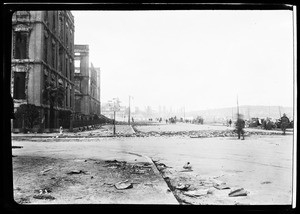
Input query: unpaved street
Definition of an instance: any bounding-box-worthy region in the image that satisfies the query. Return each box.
[12,124,294,205]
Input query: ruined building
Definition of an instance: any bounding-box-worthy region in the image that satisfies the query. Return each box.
[11,11,75,132]
[74,45,101,121]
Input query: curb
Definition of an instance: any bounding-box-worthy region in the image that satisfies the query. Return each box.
[143,155,179,204]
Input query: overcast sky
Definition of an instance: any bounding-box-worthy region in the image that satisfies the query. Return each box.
[72,10,294,111]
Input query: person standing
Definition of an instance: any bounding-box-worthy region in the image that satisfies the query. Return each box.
[280,113,290,135]
[236,114,245,140]
[229,119,232,127]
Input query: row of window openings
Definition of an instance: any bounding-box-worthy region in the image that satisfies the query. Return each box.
[13,73,73,109]
[44,11,73,38]
[14,32,73,74]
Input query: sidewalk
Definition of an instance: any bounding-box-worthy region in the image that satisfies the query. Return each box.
[12,147,178,204]
[11,125,135,139]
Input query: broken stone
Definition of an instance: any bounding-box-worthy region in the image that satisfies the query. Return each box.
[34,188,52,194]
[228,188,248,197]
[103,183,114,187]
[183,162,192,170]
[156,162,168,169]
[41,167,53,174]
[33,194,55,200]
[104,160,127,167]
[114,180,133,190]
[132,168,147,174]
[67,170,86,175]
[183,189,208,197]
[213,183,230,190]
[107,166,118,169]
[261,181,272,184]
[207,189,215,194]
[176,183,190,191]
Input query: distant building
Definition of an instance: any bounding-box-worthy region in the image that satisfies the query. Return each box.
[74,44,101,120]
[11,11,75,132]
[89,63,101,116]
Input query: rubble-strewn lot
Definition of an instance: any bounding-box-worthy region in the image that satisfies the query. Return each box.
[13,156,175,204]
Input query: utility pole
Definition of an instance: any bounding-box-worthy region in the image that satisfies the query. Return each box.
[109,98,120,136]
[237,95,239,116]
[278,106,282,118]
[113,110,116,135]
[128,95,131,125]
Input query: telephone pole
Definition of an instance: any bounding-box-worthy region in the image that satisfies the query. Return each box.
[128,96,131,125]
[237,95,239,116]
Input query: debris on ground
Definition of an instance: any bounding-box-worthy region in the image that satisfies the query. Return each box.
[41,167,53,174]
[130,163,152,174]
[114,180,133,190]
[228,188,248,197]
[67,170,87,175]
[261,181,272,184]
[104,160,127,168]
[155,162,168,169]
[213,182,230,190]
[34,187,52,194]
[16,197,31,204]
[102,182,114,187]
[33,194,56,200]
[183,162,192,170]
[183,189,209,197]
[134,127,282,138]
[175,183,190,191]
[131,168,147,174]
[207,189,215,194]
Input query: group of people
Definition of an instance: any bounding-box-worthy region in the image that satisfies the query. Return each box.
[234,113,291,140]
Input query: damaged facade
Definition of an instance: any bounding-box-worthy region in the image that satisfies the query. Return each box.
[11,11,75,132]
[74,45,101,121]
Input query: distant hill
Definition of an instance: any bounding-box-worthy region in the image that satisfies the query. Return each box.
[186,105,294,122]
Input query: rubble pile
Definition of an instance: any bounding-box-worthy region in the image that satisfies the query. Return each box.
[133,129,282,138]
[154,160,250,205]
[103,159,153,175]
